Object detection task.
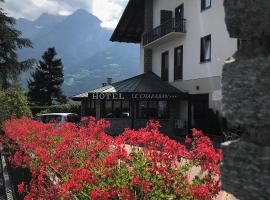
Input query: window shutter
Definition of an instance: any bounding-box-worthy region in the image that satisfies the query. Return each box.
[160,10,172,24]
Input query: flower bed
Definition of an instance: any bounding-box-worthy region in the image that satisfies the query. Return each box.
[2,117,222,200]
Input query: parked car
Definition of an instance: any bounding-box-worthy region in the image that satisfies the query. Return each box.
[35,113,80,124]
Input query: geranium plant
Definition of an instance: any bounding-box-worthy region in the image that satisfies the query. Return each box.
[2,117,222,200]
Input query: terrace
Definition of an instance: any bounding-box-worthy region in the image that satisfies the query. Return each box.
[143,18,186,48]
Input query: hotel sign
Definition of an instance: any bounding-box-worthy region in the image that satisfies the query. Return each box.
[88,93,180,100]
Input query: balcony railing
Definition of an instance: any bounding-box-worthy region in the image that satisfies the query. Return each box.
[143,18,186,46]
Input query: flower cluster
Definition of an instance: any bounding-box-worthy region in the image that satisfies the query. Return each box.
[2,117,222,200]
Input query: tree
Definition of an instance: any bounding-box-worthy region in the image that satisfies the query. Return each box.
[28,48,67,106]
[0,0,34,89]
[0,88,32,125]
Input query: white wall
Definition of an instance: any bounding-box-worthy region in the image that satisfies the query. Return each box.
[148,0,237,82]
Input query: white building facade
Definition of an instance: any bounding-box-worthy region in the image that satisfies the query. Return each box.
[111,0,237,132]
[141,0,236,109]
[74,0,237,135]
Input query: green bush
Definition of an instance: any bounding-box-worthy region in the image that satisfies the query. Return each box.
[0,88,32,125]
[30,106,50,116]
[31,104,81,116]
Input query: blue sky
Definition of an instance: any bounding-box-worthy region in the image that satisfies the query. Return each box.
[2,0,128,29]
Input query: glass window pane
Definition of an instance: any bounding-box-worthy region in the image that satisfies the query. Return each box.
[45,115,62,123]
[148,101,158,118]
[158,101,169,119]
[122,101,130,118]
[202,0,211,10]
[204,38,211,60]
[162,52,169,81]
[164,54,169,70]
[113,101,121,118]
[201,35,211,62]
[205,0,211,8]
[87,100,96,117]
[176,48,182,66]
[138,101,148,118]
[105,101,113,118]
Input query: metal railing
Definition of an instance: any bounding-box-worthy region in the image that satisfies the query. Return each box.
[143,18,186,46]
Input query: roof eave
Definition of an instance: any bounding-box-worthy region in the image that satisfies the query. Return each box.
[110,0,145,43]
[70,96,86,101]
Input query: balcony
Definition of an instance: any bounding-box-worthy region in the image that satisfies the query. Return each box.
[143,18,186,48]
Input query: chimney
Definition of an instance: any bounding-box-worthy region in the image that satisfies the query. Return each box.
[107,78,112,85]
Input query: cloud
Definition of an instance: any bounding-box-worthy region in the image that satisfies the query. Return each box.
[1,0,128,29]
[91,0,127,29]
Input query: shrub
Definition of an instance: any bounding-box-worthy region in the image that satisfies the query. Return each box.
[0,88,32,126]
[29,106,50,116]
[2,118,222,200]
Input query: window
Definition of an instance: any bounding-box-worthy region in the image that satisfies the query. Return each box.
[101,100,130,118]
[160,10,173,37]
[87,100,96,117]
[148,101,158,118]
[137,101,169,119]
[201,0,211,11]
[200,35,211,62]
[175,4,184,32]
[160,10,172,24]
[122,101,130,118]
[138,101,148,119]
[112,101,121,118]
[104,101,113,118]
[174,46,183,80]
[158,101,169,119]
[161,51,169,81]
[43,115,63,123]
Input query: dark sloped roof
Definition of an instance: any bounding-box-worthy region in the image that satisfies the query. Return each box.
[72,73,187,101]
[110,0,144,43]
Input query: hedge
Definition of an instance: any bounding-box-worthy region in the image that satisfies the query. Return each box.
[31,104,81,116]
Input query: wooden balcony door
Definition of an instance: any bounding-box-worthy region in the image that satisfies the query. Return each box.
[175,4,184,32]
[160,10,172,37]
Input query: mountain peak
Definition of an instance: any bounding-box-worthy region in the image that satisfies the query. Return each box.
[74,9,89,14]
[35,12,66,26]
[36,12,52,21]
[71,9,101,24]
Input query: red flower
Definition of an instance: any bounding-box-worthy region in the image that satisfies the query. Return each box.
[90,187,108,200]
[2,118,221,199]
[185,135,192,143]
[192,128,203,137]
[17,182,25,194]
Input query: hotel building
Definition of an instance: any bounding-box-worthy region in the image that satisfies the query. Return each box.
[72,0,237,135]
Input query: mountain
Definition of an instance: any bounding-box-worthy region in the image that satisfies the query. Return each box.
[65,43,139,95]
[17,13,66,39]
[16,10,140,97]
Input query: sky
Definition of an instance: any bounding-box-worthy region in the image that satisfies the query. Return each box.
[1,0,128,29]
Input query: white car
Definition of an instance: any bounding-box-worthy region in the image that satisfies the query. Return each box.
[35,113,80,124]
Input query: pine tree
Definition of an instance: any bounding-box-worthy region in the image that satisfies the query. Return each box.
[0,0,34,89]
[28,48,67,106]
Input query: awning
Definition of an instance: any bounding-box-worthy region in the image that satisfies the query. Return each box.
[110,0,145,43]
[72,72,188,101]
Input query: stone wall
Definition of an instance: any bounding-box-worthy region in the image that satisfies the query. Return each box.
[221,0,270,199]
